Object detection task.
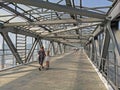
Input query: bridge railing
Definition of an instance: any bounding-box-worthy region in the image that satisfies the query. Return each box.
[88,53,120,90]
[0,49,38,71]
[98,56,120,90]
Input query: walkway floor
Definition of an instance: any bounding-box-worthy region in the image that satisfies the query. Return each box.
[0,51,107,90]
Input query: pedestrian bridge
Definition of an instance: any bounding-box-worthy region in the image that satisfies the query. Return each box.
[0,0,120,90]
[0,51,109,90]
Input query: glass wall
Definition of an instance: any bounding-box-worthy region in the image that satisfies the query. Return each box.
[0,33,16,70]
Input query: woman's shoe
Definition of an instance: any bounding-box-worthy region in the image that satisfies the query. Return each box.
[39,67,41,71]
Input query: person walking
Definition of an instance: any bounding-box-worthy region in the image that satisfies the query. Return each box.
[45,50,50,70]
[38,46,46,71]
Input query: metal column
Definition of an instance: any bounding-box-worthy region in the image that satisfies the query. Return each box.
[25,37,39,63]
[99,26,110,71]
[51,41,56,55]
[1,32,23,64]
[58,43,62,54]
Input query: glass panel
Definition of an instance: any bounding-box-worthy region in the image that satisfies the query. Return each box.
[17,4,32,11]
[8,32,16,46]
[9,16,27,22]
[0,16,14,22]
[0,9,12,16]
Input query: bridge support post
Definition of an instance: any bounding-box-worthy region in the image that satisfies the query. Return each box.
[51,41,56,55]
[0,31,23,64]
[58,43,62,54]
[25,37,39,63]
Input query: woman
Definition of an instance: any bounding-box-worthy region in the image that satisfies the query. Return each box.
[38,46,46,70]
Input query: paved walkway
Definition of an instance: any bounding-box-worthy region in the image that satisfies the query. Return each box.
[0,51,107,90]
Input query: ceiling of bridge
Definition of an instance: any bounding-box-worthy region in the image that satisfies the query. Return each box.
[0,0,114,47]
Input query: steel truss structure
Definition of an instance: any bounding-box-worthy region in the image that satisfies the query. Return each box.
[0,0,119,89]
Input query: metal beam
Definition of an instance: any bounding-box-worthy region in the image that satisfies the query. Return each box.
[3,0,106,19]
[89,43,93,60]
[99,28,110,71]
[82,6,111,10]
[91,38,95,61]
[0,27,38,38]
[88,25,103,42]
[45,35,80,37]
[61,44,64,53]
[61,33,90,39]
[42,23,101,36]
[112,30,120,54]
[0,26,78,47]
[92,25,103,37]
[0,2,33,22]
[63,44,66,53]
[0,27,62,45]
[58,43,62,54]
[77,18,104,23]
[0,32,23,64]
[0,27,74,44]
[61,40,87,43]
[0,2,51,32]
[65,0,72,7]
[25,37,39,62]
[66,0,80,35]
[65,0,77,20]
[107,0,120,20]
[44,35,90,40]
[4,18,103,27]
[107,21,120,54]
[33,35,75,47]
[39,39,43,47]
[4,19,78,27]
[51,41,56,55]
[82,6,106,14]
[95,39,101,67]
[52,34,93,37]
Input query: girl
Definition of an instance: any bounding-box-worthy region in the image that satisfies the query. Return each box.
[45,50,50,70]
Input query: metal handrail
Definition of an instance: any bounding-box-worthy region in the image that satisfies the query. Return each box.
[0,49,38,70]
[86,52,120,90]
[97,55,120,68]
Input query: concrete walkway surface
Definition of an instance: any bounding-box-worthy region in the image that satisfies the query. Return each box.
[0,51,107,90]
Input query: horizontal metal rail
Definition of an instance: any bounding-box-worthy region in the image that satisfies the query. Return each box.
[86,52,120,90]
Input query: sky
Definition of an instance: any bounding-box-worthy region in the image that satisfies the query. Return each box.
[48,0,112,7]
[81,0,112,7]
